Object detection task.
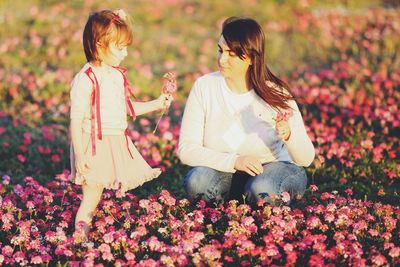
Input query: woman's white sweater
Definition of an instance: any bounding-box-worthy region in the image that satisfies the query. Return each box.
[178,72,315,173]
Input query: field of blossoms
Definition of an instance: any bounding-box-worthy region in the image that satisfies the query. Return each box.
[0,1,399,266]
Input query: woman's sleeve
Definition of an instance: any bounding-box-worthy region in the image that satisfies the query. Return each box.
[70,72,92,120]
[284,100,315,166]
[178,81,238,173]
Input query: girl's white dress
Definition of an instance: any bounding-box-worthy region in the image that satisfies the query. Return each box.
[69,63,160,192]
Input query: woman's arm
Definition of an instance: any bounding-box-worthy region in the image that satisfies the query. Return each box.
[178,81,238,173]
[282,100,315,166]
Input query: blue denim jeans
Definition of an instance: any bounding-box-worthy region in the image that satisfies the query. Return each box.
[183,162,307,204]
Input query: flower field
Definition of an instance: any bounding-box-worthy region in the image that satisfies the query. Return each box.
[0,1,399,266]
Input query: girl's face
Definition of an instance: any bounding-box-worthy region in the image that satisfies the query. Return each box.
[100,42,128,66]
[217,35,251,80]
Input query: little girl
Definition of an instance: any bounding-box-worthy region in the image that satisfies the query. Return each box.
[69,9,173,237]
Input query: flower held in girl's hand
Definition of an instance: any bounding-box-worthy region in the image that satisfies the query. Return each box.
[162,72,177,94]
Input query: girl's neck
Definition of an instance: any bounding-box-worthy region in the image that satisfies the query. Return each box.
[89,61,114,68]
[225,76,250,94]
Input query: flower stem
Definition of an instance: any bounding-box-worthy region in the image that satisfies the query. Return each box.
[153,109,166,134]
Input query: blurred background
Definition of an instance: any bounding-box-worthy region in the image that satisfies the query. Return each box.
[0,0,399,202]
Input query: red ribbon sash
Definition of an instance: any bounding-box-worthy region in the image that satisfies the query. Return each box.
[84,66,136,158]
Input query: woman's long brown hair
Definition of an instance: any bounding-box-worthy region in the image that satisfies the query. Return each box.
[222,17,293,110]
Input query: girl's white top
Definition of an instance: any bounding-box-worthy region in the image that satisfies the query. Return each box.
[178,72,315,173]
[70,63,128,134]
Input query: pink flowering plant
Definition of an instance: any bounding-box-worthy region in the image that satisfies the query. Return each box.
[0,177,399,266]
[0,1,399,266]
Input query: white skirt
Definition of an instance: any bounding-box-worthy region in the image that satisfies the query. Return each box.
[70,132,161,193]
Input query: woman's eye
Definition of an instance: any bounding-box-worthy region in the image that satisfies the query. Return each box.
[228,51,236,57]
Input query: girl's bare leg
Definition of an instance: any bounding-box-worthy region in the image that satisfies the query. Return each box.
[75,184,103,238]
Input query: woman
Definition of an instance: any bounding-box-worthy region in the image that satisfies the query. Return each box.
[178,17,315,204]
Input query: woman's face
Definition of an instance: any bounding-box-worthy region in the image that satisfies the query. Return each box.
[100,42,128,66]
[217,35,251,80]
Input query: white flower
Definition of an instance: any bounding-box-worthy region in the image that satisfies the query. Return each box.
[113,9,127,21]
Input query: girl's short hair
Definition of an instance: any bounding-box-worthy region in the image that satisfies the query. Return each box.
[83,10,133,64]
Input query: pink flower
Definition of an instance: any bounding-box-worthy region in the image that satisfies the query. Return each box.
[307,216,322,229]
[14,251,25,263]
[103,231,114,243]
[345,188,353,196]
[377,188,385,196]
[30,255,43,264]
[281,191,291,203]
[275,109,294,122]
[51,154,60,162]
[368,229,379,237]
[2,245,13,256]
[17,154,26,163]
[125,251,136,261]
[147,236,164,252]
[19,145,27,152]
[162,72,177,94]
[371,253,387,266]
[2,175,10,185]
[159,190,176,206]
[310,184,318,192]
[389,247,400,258]
[37,145,44,153]
[102,251,114,262]
[23,132,32,145]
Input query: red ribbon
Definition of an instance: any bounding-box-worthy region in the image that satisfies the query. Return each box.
[84,66,136,158]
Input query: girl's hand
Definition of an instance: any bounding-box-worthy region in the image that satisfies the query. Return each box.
[276,120,291,141]
[75,155,90,175]
[158,93,173,109]
[234,156,263,176]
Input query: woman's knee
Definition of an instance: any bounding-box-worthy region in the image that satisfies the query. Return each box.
[280,168,307,197]
[184,166,232,202]
[244,162,308,203]
[184,166,216,199]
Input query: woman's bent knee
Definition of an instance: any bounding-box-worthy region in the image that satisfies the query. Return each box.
[183,167,217,200]
[244,162,308,204]
[183,166,232,203]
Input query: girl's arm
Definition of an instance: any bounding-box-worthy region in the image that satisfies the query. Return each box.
[70,71,92,174]
[132,93,172,116]
[70,119,85,160]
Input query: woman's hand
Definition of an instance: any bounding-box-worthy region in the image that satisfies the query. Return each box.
[158,93,174,109]
[276,120,291,141]
[75,154,90,176]
[234,156,263,176]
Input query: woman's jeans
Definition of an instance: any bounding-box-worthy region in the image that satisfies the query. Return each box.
[183,162,307,204]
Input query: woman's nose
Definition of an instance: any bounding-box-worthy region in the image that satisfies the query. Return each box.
[218,52,227,64]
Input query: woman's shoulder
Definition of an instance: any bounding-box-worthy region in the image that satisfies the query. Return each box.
[195,71,223,85]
